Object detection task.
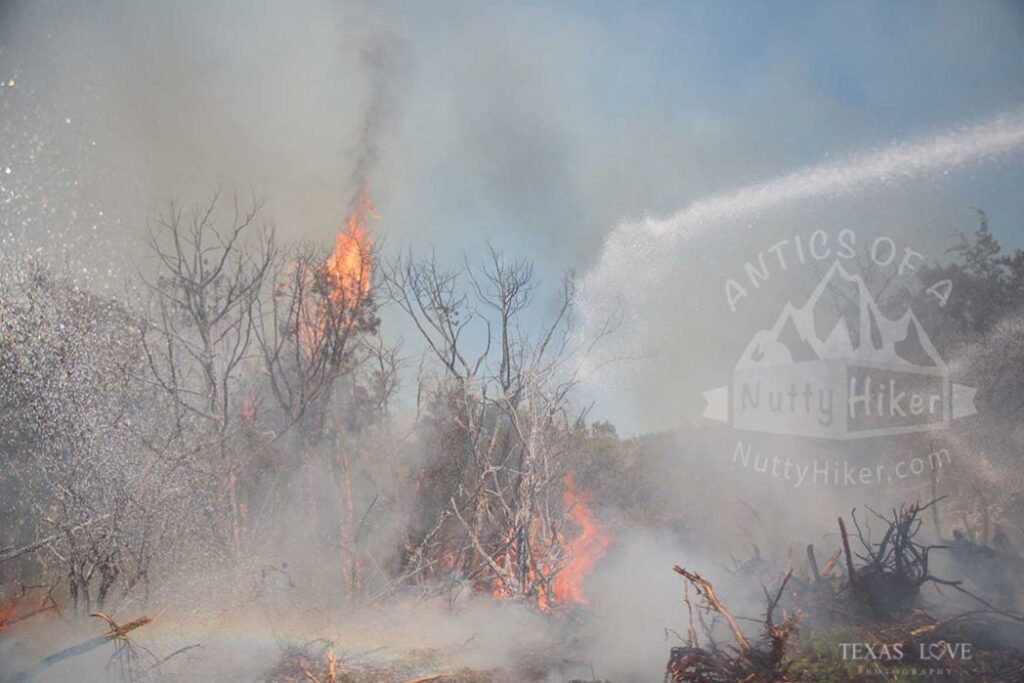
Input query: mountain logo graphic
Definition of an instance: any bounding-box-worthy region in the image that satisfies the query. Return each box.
[703,261,977,439]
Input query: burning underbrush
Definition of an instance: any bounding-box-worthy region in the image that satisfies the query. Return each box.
[6,475,1024,682]
[5,182,1024,682]
[0,176,627,682]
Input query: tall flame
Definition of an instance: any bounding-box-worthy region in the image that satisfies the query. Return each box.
[552,471,611,605]
[324,183,375,306]
[292,184,375,353]
[484,471,610,611]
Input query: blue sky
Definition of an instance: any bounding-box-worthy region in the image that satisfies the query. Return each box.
[375,0,1024,266]
[570,1,1024,140]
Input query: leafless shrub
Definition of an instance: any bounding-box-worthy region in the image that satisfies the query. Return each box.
[381,245,616,608]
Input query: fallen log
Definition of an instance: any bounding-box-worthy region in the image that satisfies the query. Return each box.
[11,613,152,682]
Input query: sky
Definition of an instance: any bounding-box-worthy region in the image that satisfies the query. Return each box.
[2,0,1023,433]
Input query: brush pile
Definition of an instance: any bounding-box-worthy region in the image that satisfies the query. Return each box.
[665,499,1024,682]
[666,567,799,682]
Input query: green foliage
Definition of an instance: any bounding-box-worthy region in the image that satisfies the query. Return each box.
[787,627,865,682]
[918,209,1024,341]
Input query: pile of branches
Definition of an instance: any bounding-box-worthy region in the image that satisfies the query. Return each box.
[665,566,800,682]
[839,500,963,616]
[815,501,1024,677]
[666,499,1024,681]
[788,500,1014,623]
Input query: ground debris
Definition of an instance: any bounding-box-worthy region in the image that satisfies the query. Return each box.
[261,640,506,683]
[665,566,799,682]
[665,499,1024,682]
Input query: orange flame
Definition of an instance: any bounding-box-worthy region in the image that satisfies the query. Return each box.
[323,184,374,306]
[484,471,609,611]
[291,184,375,354]
[552,471,611,605]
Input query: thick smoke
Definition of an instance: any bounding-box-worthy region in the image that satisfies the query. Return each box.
[344,32,405,207]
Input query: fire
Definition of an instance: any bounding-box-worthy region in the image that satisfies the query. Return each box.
[293,183,374,352]
[323,183,374,307]
[484,471,610,611]
[552,471,611,605]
